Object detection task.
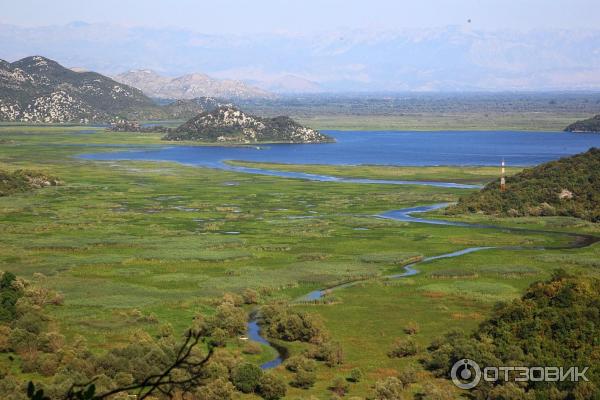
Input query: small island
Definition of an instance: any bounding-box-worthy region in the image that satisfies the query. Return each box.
[163,105,333,143]
[564,114,600,132]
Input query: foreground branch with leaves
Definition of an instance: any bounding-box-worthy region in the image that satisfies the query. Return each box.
[27,329,214,400]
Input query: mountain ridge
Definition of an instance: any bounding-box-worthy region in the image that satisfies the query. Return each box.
[0,55,155,123]
[114,69,274,100]
[3,23,600,91]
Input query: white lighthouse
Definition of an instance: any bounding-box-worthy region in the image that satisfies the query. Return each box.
[500,159,506,191]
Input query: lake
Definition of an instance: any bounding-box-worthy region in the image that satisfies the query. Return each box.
[81,130,600,170]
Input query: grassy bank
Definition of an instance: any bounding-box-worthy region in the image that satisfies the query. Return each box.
[296,112,587,131]
[227,161,524,184]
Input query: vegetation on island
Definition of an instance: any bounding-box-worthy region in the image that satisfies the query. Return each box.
[164,105,332,143]
[450,148,600,222]
[565,114,600,133]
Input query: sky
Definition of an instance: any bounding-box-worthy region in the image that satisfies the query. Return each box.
[1,0,599,34]
[1,0,599,92]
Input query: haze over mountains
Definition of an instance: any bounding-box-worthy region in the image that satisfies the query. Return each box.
[113,70,274,99]
[2,22,600,93]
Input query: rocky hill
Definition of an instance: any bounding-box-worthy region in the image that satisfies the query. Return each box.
[161,97,221,119]
[565,115,600,132]
[164,105,332,143]
[0,56,156,123]
[450,148,600,222]
[114,70,274,100]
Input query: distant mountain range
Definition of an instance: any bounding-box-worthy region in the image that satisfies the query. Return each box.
[0,56,219,122]
[2,22,600,92]
[113,70,274,100]
[251,75,324,94]
[165,105,331,143]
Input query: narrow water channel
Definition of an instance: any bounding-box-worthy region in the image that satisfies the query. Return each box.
[249,202,598,369]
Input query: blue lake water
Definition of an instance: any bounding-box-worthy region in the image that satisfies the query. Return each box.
[81,130,600,167]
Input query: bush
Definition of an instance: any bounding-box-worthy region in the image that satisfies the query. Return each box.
[242,288,259,304]
[231,362,263,393]
[403,321,420,335]
[419,382,455,400]
[330,376,349,396]
[242,341,262,355]
[314,341,344,367]
[0,325,11,351]
[374,377,404,400]
[348,367,363,383]
[398,367,418,386]
[258,372,287,400]
[208,303,247,336]
[284,355,317,372]
[388,337,418,358]
[263,306,328,344]
[196,377,236,400]
[291,368,317,389]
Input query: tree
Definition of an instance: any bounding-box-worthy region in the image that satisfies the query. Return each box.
[28,328,216,400]
[0,272,17,289]
[195,378,235,400]
[258,372,286,400]
[231,362,263,393]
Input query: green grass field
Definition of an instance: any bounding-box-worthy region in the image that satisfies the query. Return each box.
[296,112,588,132]
[226,161,524,184]
[0,125,598,399]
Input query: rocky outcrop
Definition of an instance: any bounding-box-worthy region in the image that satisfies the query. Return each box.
[164,105,332,143]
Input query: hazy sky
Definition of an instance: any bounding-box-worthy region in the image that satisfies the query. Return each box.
[1,0,599,33]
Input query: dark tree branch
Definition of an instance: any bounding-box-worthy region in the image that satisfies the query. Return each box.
[62,329,214,400]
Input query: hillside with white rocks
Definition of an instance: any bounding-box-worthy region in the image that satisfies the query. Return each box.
[165,105,331,143]
[0,56,155,123]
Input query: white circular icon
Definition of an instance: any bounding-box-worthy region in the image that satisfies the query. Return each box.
[451,359,481,389]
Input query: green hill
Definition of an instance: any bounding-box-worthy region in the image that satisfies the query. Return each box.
[565,114,600,132]
[450,148,600,222]
[426,271,600,398]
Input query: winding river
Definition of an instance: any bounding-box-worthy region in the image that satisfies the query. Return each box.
[77,132,600,369]
[250,202,599,369]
